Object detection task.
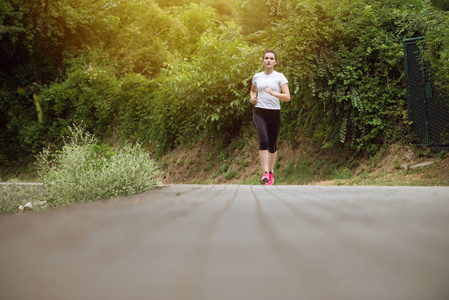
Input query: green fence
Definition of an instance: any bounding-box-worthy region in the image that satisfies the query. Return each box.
[403,37,449,147]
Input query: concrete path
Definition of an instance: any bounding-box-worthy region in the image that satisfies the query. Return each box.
[1,185,449,300]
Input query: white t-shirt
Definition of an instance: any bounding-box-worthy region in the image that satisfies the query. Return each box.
[252,70,289,110]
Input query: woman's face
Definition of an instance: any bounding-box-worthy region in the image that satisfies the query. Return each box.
[263,52,277,69]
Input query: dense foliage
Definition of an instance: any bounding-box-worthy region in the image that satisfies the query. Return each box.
[263,0,425,153]
[1,0,449,168]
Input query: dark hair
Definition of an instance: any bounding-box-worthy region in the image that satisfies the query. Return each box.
[263,49,278,62]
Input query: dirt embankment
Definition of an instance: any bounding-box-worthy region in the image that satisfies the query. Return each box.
[159,138,449,186]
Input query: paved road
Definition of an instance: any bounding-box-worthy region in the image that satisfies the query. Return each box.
[1,185,449,300]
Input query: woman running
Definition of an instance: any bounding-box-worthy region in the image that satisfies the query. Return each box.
[251,50,290,185]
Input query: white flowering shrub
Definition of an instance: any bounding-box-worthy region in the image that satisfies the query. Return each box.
[38,125,161,207]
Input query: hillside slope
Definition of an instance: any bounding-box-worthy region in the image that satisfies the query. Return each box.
[160,139,449,186]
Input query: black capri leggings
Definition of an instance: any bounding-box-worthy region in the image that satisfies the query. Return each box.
[253,107,281,153]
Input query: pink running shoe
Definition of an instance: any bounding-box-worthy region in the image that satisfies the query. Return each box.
[260,172,270,184]
[266,173,274,185]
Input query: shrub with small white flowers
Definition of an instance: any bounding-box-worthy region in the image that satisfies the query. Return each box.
[1,125,160,214]
[37,125,161,208]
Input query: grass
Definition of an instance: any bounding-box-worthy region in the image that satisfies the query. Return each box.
[337,161,449,186]
[0,182,45,214]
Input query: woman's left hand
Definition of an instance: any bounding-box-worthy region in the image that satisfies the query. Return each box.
[265,86,273,95]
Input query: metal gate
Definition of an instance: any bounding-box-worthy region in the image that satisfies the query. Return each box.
[403,37,449,147]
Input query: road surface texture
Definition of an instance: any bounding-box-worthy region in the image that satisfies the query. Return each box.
[1,185,449,300]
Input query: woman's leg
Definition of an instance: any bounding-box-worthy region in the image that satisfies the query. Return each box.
[253,109,271,183]
[253,109,269,174]
[259,150,269,173]
[267,110,281,172]
[268,151,277,172]
[254,108,281,183]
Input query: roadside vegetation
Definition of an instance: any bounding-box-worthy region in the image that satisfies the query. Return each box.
[1,0,448,213]
[159,135,449,186]
[1,126,447,214]
[1,125,160,214]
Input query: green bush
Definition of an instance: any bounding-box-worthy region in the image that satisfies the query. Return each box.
[39,64,121,141]
[37,125,160,207]
[163,23,261,140]
[420,5,449,95]
[116,73,156,144]
[0,0,223,163]
[431,0,449,11]
[2,0,448,168]
[262,0,417,154]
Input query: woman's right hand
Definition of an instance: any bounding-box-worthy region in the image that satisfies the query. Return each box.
[250,84,258,105]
